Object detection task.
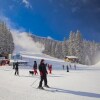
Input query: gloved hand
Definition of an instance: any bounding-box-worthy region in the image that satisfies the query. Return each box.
[40,72,43,76]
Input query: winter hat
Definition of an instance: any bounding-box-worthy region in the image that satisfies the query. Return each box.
[40,59,44,64]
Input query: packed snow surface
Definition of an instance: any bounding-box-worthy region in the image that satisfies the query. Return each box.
[0,54,100,100]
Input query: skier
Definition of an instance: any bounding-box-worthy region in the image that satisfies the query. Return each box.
[13,62,15,69]
[33,61,38,75]
[66,65,69,72]
[15,62,19,76]
[74,64,76,70]
[48,64,52,74]
[38,59,49,89]
[62,65,64,70]
[47,64,49,70]
[69,64,71,69]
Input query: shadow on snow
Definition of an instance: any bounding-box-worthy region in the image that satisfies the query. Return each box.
[51,87,100,98]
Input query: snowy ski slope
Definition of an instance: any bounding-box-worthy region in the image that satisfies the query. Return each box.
[0,53,100,100]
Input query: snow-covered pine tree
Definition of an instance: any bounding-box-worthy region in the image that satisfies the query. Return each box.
[62,37,68,57]
[68,31,76,56]
[55,42,62,58]
[29,30,100,65]
[75,30,83,63]
[51,41,56,57]
[0,21,14,58]
[94,43,100,64]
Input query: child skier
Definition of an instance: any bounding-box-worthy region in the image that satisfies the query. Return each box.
[33,61,38,75]
[48,64,52,74]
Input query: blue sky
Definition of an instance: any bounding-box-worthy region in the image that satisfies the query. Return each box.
[0,0,100,42]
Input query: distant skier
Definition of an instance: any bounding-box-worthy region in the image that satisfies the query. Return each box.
[62,65,65,70]
[38,59,49,89]
[66,65,69,72]
[47,64,49,69]
[13,62,15,69]
[74,64,76,70]
[15,62,19,76]
[69,64,71,69]
[48,64,52,74]
[33,61,38,75]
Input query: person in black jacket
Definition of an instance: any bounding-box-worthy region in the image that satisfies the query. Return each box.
[66,65,69,72]
[38,59,49,89]
[15,62,19,76]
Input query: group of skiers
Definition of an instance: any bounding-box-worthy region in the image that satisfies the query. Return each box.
[13,59,77,90]
[13,60,53,76]
[33,61,52,75]
[62,64,77,72]
[13,59,51,89]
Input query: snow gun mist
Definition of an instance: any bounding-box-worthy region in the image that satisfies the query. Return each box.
[11,30,44,54]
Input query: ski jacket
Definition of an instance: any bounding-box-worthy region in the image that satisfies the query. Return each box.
[15,62,19,70]
[39,63,47,75]
[33,63,37,69]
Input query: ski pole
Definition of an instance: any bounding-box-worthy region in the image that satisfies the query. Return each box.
[31,78,39,86]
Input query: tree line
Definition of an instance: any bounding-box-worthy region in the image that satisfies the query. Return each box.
[30,30,100,65]
[1,21,99,65]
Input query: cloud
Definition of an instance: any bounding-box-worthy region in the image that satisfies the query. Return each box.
[22,0,32,8]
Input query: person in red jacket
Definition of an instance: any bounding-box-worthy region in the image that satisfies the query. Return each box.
[33,61,38,75]
[48,64,52,74]
[38,59,49,89]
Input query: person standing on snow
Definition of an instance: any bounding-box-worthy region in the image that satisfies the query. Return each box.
[74,64,76,70]
[48,64,52,74]
[62,65,65,70]
[15,62,19,76]
[13,62,15,69]
[38,59,49,89]
[33,61,38,75]
[66,65,69,72]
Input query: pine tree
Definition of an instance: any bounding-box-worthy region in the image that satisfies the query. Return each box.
[68,31,76,56]
[55,42,62,58]
[0,21,14,57]
[51,41,56,57]
[62,37,68,57]
[75,30,83,63]
[29,29,100,65]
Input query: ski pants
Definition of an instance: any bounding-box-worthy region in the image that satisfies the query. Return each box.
[15,69,19,75]
[39,74,47,87]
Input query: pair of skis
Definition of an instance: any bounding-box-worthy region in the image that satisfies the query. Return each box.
[30,79,58,92]
[33,87,58,92]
